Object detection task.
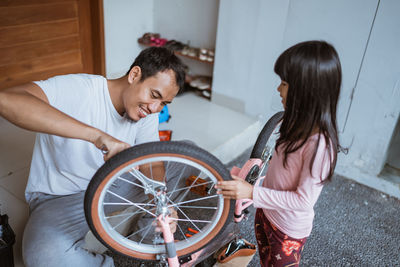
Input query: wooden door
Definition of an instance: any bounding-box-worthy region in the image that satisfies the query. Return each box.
[0,0,105,90]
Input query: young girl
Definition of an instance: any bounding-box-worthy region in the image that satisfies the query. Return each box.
[216,40,341,266]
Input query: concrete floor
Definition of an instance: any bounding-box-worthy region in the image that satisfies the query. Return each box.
[227,149,400,267]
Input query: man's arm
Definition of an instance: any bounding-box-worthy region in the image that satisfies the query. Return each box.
[0,82,129,160]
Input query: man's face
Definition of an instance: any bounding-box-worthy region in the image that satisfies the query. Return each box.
[123,68,179,121]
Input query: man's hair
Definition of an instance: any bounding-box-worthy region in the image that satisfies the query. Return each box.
[126,47,185,91]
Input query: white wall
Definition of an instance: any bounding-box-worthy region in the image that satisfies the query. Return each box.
[213,0,378,125]
[281,0,378,131]
[153,0,218,49]
[153,0,219,77]
[213,0,400,196]
[213,0,289,116]
[103,0,154,78]
[103,0,219,78]
[336,0,400,176]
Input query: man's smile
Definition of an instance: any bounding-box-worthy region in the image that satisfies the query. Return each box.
[139,106,149,118]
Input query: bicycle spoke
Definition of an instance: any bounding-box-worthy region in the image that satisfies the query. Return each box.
[169,194,219,207]
[167,180,213,196]
[106,199,156,237]
[106,190,156,217]
[110,205,155,231]
[176,172,202,203]
[111,209,145,231]
[103,203,139,206]
[106,212,140,219]
[179,205,217,210]
[149,162,153,180]
[166,196,202,233]
[118,175,145,190]
[172,218,211,223]
[125,224,153,240]
[175,222,188,242]
[169,165,187,199]
[139,219,155,244]
[163,160,170,183]
[125,225,151,239]
[103,203,155,207]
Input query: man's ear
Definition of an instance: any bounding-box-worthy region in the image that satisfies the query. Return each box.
[128,66,142,84]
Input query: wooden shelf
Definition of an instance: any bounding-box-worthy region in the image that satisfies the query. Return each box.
[174,51,214,65]
[195,88,211,100]
[138,39,214,64]
[138,38,214,100]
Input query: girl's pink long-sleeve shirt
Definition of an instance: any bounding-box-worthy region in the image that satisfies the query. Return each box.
[252,134,331,239]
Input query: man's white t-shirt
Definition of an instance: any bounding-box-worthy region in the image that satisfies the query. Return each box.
[25,74,160,202]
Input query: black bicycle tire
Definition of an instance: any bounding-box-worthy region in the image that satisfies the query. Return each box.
[84,141,234,262]
[250,111,284,159]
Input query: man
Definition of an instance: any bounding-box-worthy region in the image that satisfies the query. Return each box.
[0,47,186,266]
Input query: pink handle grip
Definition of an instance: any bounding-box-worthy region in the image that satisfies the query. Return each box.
[157,215,180,267]
[158,215,174,242]
[230,158,262,222]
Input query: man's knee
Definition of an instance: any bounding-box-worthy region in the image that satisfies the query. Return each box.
[23,226,71,266]
[23,227,114,267]
[23,208,89,266]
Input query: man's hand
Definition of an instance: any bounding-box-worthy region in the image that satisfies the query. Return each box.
[215,175,254,200]
[93,132,130,161]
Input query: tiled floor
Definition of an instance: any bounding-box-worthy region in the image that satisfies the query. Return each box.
[0,117,35,267]
[0,92,260,266]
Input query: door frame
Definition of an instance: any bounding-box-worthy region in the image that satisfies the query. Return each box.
[78,0,105,75]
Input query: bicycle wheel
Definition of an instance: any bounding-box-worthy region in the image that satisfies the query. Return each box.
[250,111,284,159]
[84,141,234,261]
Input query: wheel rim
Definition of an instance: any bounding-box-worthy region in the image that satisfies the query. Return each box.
[90,153,230,259]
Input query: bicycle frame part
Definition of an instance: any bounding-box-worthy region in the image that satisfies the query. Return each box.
[253,120,281,181]
[250,111,284,159]
[129,168,166,195]
[230,158,262,223]
[230,114,282,223]
[158,214,179,267]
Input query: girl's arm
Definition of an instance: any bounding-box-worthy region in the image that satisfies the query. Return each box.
[217,138,330,211]
[252,177,322,211]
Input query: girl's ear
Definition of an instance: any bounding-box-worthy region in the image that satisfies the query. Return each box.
[127,66,142,84]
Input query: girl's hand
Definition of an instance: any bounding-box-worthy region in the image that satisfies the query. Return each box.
[215,175,254,200]
[155,208,178,234]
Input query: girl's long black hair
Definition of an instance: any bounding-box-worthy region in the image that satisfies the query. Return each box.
[274,40,342,182]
